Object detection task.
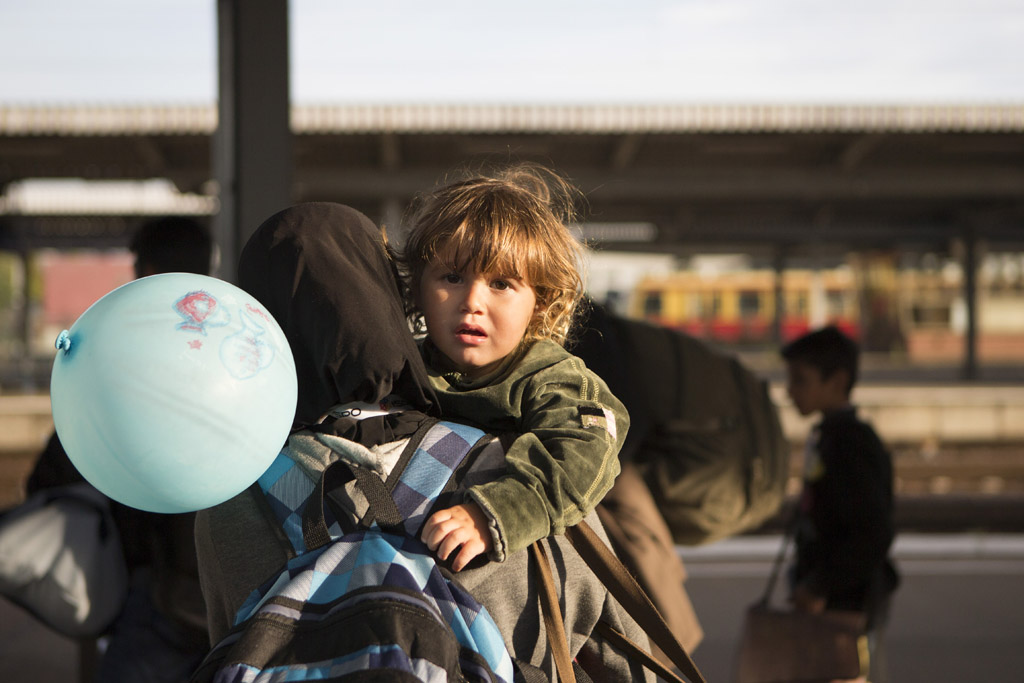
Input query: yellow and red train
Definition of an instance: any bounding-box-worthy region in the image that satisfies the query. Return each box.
[630,268,860,345]
[628,265,1024,363]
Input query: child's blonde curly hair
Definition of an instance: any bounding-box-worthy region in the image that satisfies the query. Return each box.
[399,163,585,347]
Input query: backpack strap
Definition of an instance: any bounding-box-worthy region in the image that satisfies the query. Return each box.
[564,521,708,683]
[387,419,490,536]
[591,621,685,682]
[531,541,577,683]
[300,457,409,551]
[299,418,489,551]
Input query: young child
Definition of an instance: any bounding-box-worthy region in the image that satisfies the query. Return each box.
[781,325,899,681]
[398,164,629,572]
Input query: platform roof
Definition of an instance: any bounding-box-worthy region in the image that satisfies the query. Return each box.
[2,103,1023,254]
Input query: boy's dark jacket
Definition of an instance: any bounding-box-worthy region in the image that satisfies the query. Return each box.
[793,406,899,614]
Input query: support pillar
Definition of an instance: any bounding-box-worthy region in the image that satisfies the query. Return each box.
[961,229,979,380]
[772,247,787,346]
[380,197,404,244]
[17,248,29,359]
[214,0,292,283]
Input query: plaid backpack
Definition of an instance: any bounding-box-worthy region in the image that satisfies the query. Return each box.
[190,419,516,683]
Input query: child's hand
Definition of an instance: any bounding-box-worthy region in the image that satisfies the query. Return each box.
[421,502,492,572]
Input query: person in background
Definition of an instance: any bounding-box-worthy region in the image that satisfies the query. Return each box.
[27,216,213,683]
[127,215,215,279]
[781,325,900,683]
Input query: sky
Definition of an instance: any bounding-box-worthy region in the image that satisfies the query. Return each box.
[0,0,1022,105]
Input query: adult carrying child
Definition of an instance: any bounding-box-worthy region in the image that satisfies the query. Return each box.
[191,200,677,682]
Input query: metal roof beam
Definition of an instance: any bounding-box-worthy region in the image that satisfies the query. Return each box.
[292,166,1024,202]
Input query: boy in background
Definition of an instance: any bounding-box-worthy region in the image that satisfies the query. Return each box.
[781,325,900,683]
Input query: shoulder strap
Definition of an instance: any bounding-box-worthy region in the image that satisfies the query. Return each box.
[533,538,684,683]
[301,456,412,551]
[301,458,410,551]
[564,521,708,683]
[301,418,488,552]
[592,620,685,683]
[760,514,797,606]
[531,541,577,683]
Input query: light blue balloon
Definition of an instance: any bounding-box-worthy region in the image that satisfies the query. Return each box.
[50,273,298,513]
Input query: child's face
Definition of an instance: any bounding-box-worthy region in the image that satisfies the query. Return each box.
[417,260,538,378]
[784,360,849,417]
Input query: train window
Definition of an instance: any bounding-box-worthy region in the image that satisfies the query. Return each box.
[825,289,847,317]
[642,292,662,317]
[711,292,722,317]
[739,290,760,318]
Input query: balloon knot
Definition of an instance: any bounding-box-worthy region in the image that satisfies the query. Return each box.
[55,330,72,354]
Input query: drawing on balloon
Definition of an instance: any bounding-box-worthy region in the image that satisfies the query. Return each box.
[220,308,275,379]
[174,290,231,335]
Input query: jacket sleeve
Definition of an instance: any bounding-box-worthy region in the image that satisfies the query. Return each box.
[468,355,628,560]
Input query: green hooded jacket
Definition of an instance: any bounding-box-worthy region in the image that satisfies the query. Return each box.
[425,339,629,560]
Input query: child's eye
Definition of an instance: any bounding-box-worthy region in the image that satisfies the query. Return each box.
[491,279,510,291]
[443,272,462,284]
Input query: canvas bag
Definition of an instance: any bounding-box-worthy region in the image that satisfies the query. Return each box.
[734,604,867,683]
[191,419,518,683]
[0,482,128,638]
[571,303,790,546]
[733,528,868,683]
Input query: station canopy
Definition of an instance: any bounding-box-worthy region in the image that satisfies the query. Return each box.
[1,103,1023,254]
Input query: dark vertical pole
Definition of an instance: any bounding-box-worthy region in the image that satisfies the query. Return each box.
[772,246,786,346]
[381,197,403,244]
[214,0,292,283]
[18,248,30,360]
[12,246,36,389]
[962,229,978,380]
